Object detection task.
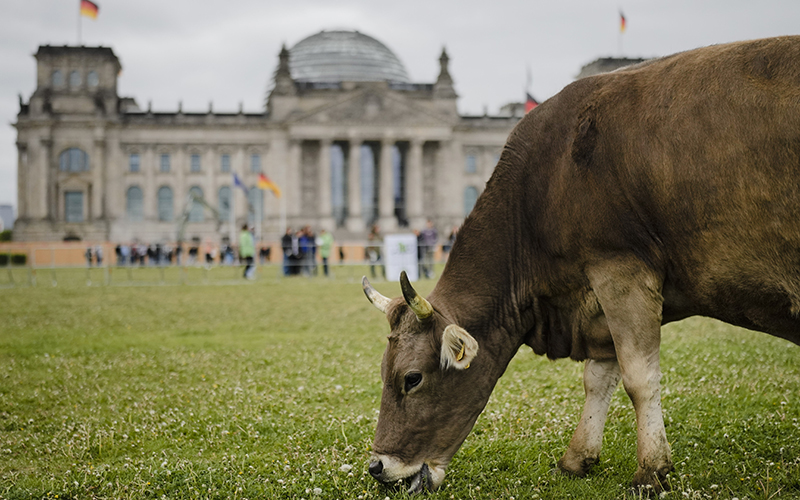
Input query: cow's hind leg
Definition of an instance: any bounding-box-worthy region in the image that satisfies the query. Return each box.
[587,258,673,492]
[558,358,621,476]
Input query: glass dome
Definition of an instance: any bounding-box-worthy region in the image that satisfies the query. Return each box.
[289,30,410,84]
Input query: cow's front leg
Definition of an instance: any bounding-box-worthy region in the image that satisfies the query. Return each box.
[587,259,673,491]
[618,349,672,490]
[558,358,621,476]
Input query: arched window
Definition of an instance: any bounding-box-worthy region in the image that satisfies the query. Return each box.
[59,148,89,172]
[188,186,204,222]
[126,186,144,221]
[52,70,63,87]
[247,186,263,225]
[157,186,173,222]
[464,186,479,217]
[218,186,231,221]
[87,71,99,88]
[69,70,81,88]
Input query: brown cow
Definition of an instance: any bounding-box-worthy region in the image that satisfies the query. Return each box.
[362,36,800,493]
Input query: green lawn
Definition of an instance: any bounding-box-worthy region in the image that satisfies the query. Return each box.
[2,274,800,499]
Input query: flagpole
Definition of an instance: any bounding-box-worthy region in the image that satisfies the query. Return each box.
[525,64,531,95]
[78,3,82,45]
[229,181,236,248]
[280,193,286,236]
[256,189,262,244]
[282,161,288,235]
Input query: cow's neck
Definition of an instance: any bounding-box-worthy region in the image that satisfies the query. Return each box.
[429,174,539,370]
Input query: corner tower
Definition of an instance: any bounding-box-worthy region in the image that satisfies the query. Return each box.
[28,45,121,117]
[15,46,122,241]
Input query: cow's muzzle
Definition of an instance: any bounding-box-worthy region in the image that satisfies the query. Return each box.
[368,457,440,494]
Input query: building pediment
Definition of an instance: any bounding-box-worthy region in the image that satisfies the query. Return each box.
[287,88,452,127]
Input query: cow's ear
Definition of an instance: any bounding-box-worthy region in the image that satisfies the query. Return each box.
[440,325,479,370]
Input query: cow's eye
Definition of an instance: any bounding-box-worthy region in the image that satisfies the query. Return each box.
[404,372,423,392]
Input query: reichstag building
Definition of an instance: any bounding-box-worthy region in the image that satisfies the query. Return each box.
[13,30,522,243]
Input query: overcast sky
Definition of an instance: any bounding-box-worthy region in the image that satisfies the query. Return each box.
[1,0,799,216]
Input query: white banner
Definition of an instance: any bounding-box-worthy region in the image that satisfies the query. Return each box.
[384,233,419,282]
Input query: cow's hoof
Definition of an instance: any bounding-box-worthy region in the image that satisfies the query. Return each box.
[557,452,598,478]
[631,465,673,494]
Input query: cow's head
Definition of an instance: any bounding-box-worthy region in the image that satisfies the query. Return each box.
[362,272,492,494]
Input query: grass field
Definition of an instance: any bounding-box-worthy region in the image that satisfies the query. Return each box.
[2,271,800,499]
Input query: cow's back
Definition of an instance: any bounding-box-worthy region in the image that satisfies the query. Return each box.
[514,37,800,342]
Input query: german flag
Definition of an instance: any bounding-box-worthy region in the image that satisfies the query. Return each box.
[257,173,282,198]
[620,11,626,33]
[525,92,539,114]
[80,0,99,20]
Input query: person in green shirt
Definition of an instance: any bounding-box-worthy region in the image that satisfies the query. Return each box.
[316,229,334,277]
[239,224,255,279]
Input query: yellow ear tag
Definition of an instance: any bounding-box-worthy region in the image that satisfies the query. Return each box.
[456,340,465,362]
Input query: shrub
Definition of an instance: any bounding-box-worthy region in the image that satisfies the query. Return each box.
[0,230,11,242]
[0,253,26,266]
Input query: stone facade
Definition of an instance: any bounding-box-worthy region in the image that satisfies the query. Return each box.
[14,33,521,244]
[576,57,647,79]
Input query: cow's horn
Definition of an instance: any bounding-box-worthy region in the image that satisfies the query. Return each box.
[400,271,433,320]
[362,276,391,313]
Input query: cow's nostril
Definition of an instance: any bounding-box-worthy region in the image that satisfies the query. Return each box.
[368,460,384,479]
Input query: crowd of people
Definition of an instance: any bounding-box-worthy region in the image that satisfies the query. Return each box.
[84,220,459,280]
[86,242,177,267]
[280,225,336,277]
[84,241,236,267]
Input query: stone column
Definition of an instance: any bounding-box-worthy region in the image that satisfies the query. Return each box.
[42,137,55,220]
[378,138,396,232]
[268,137,288,236]
[206,146,216,199]
[87,182,93,224]
[318,139,334,231]
[346,140,364,232]
[406,139,424,228]
[225,147,239,243]
[443,140,462,227]
[289,139,301,222]
[205,146,217,240]
[16,142,27,219]
[175,146,186,225]
[144,146,156,220]
[92,138,105,221]
[234,146,246,226]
